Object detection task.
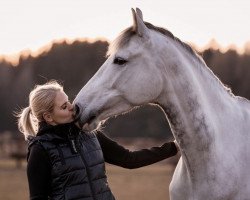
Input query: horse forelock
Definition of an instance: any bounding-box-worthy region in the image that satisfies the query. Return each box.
[107,27,136,57]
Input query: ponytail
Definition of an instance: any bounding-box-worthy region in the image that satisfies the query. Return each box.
[17,106,38,140]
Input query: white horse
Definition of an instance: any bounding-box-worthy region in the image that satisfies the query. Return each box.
[74,8,250,200]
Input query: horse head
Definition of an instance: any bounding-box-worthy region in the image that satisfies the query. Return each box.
[74,8,168,131]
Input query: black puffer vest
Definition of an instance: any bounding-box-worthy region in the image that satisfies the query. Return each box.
[28,122,115,200]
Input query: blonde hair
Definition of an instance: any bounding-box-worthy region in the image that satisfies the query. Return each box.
[17,80,63,140]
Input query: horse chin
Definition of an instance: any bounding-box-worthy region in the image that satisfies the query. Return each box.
[81,119,105,132]
[80,105,130,132]
[81,123,97,132]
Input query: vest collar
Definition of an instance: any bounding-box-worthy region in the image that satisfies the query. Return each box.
[37,121,80,140]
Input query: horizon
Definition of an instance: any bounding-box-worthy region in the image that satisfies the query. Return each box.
[1,36,249,67]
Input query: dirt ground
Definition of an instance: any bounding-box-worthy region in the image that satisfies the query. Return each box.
[0,159,174,200]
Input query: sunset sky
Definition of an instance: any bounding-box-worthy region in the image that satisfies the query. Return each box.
[0,0,250,59]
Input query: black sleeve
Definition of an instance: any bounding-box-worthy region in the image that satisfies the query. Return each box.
[96,131,178,169]
[27,143,51,200]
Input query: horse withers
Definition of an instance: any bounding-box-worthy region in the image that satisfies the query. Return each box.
[74,8,250,200]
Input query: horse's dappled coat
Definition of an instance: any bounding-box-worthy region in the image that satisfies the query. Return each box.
[74,8,250,200]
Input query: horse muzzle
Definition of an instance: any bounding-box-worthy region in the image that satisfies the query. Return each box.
[73,103,100,132]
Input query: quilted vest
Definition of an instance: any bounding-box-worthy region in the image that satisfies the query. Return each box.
[28,123,115,200]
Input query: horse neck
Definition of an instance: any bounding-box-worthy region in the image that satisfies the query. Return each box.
[156,42,234,165]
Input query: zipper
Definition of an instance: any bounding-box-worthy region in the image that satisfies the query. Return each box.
[68,127,78,154]
[75,136,97,200]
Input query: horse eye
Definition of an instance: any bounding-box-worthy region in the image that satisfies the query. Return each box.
[113,57,127,65]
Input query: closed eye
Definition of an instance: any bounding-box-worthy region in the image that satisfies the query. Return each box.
[62,104,68,110]
[61,101,70,110]
[113,57,127,65]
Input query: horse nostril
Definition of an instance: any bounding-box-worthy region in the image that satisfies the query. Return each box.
[73,104,81,118]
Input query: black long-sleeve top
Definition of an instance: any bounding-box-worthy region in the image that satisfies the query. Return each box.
[27,131,177,200]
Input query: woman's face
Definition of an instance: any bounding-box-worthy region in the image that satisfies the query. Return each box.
[48,90,74,125]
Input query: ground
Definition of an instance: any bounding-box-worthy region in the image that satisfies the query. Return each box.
[0,159,174,200]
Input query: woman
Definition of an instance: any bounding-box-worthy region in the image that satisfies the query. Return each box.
[17,80,178,200]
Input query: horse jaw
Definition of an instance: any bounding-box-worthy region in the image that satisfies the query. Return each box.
[74,77,136,132]
[77,98,134,132]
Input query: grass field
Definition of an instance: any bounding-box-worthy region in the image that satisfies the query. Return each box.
[0,159,175,200]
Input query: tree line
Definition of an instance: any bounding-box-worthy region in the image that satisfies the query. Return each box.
[0,39,249,139]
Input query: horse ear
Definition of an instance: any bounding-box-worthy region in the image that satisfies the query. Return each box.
[136,8,143,20]
[131,8,149,38]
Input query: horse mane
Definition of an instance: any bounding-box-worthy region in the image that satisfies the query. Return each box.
[107,22,235,97]
[107,22,202,62]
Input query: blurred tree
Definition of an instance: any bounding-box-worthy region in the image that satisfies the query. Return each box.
[0,39,249,139]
